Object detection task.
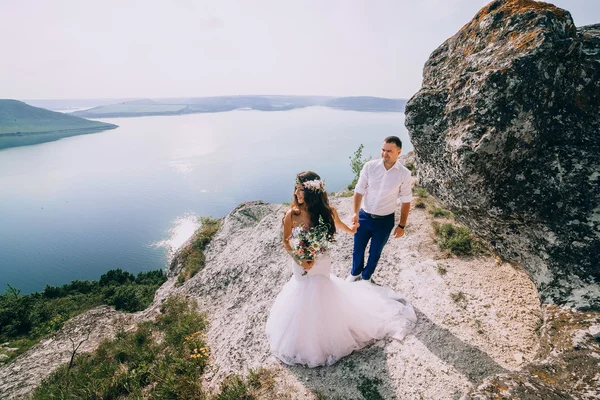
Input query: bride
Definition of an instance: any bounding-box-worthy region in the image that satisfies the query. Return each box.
[266,171,417,368]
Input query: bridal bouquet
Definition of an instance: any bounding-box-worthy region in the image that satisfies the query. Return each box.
[290,216,333,275]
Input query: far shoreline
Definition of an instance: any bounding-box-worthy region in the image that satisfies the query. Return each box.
[0,125,119,151]
[73,104,406,119]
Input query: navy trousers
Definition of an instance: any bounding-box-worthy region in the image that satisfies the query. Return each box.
[351,209,395,280]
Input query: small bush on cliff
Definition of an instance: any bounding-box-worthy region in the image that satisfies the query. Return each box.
[176,217,221,286]
[414,198,427,209]
[413,186,428,198]
[435,223,474,255]
[348,144,371,190]
[429,207,454,218]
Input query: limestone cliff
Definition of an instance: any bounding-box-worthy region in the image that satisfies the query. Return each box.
[405,0,600,309]
[1,194,598,399]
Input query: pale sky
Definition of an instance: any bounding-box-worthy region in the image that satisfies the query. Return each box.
[2,0,599,100]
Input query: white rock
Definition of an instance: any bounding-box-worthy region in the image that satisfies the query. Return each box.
[588,325,600,339]
[513,352,524,364]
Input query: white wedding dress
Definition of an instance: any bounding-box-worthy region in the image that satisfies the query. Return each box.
[266,254,417,368]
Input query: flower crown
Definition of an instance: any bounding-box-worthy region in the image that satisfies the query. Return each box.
[297,178,325,192]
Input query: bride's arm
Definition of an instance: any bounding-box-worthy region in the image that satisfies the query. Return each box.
[331,207,358,234]
[282,210,294,252]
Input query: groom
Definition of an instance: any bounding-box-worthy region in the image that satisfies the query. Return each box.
[347,136,413,282]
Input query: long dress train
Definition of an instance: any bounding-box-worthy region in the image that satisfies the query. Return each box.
[266,255,417,367]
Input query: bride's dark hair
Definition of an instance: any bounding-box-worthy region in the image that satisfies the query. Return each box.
[289,171,336,236]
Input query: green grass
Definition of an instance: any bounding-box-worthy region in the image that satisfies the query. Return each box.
[31,296,208,399]
[413,186,429,198]
[0,269,166,364]
[213,368,276,400]
[434,223,474,256]
[404,161,416,176]
[176,217,221,286]
[31,295,277,400]
[357,376,384,400]
[238,209,261,222]
[429,207,454,218]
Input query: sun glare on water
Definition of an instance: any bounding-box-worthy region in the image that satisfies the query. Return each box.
[153,213,201,258]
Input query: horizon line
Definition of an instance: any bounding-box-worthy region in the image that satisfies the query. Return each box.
[18,94,410,102]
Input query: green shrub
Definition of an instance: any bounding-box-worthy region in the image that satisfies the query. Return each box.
[212,368,276,400]
[32,296,208,400]
[414,198,427,209]
[177,217,221,285]
[413,186,428,198]
[404,161,416,176]
[99,268,135,286]
[135,269,169,286]
[0,269,166,364]
[437,223,473,255]
[30,295,280,399]
[348,144,371,190]
[357,376,384,400]
[103,284,158,312]
[246,367,275,391]
[429,207,453,218]
[214,375,253,400]
[157,296,208,348]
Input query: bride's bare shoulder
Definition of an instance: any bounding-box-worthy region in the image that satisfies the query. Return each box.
[283,208,293,223]
[283,207,301,224]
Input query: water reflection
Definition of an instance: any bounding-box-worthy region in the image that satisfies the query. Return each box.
[152,213,201,259]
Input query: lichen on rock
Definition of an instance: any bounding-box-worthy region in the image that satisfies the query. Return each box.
[405,0,600,309]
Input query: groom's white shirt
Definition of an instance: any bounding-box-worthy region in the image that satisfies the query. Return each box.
[354,159,413,216]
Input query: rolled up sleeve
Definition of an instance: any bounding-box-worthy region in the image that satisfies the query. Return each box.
[354,163,369,195]
[398,173,413,204]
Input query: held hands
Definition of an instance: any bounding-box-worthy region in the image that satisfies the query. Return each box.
[349,213,359,234]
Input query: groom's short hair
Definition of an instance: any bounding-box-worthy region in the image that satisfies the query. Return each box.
[384,136,402,149]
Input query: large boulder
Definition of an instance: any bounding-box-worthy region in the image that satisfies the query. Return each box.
[405,0,600,309]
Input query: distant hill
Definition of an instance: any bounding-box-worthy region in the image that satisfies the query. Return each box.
[23,98,134,111]
[325,96,406,112]
[0,100,118,150]
[71,95,406,118]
